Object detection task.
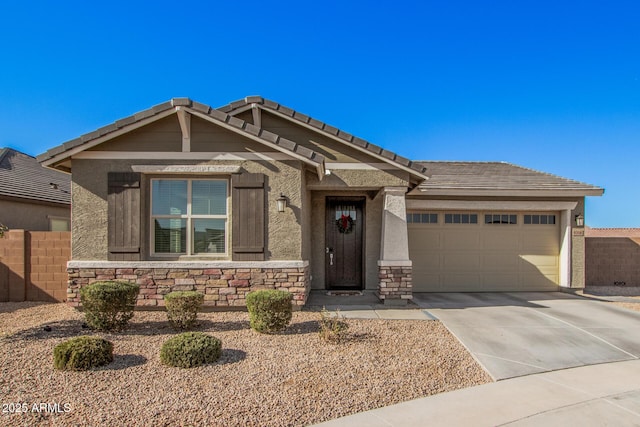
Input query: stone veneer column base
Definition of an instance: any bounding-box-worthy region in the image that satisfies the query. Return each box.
[66,261,310,310]
[376,260,412,305]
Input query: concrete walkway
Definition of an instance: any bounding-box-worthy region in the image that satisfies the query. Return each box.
[304,291,435,320]
[313,360,640,426]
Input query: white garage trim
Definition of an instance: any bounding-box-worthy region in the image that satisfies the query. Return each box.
[407,200,578,211]
[560,209,571,288]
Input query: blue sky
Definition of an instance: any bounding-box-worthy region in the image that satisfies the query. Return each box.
[1,1,638,227]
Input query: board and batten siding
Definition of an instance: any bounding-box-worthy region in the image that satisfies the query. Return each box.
[107,172,141,261]
[231,173,266,261]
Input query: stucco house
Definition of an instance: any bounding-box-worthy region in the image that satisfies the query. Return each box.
[37,97,603,308]
[0,148,70,231]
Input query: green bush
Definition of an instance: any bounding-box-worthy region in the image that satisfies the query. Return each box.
[160,332,222,368]
[80,281,140,331]
[53,336,114,371]
[246,290,293,333]
[165,291,204,329]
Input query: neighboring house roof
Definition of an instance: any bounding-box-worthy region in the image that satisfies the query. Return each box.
[36,97,428,180]
[0,148,70,205]
[219,96,428,176]
[411,161,604,196]
[585,227,640,238]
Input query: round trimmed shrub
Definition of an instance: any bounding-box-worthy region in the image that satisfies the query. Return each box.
[80,281,140,331]
[53,336,114,371]
[246,290,293,334]
[160,332,222,368]
[165,291,204,330]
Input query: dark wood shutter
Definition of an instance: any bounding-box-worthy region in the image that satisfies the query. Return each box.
[108,172,141,261]
[232,173,265,261]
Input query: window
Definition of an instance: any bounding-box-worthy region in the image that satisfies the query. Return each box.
[49,217,70,231]
[406,212,438,224]
[151,179,228,255]
[524,214,556,225]
[444,213,478,224]
[485,214,517,225]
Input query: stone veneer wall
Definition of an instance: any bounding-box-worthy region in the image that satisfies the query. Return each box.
[377,263,412,303]
[66,261,310,309]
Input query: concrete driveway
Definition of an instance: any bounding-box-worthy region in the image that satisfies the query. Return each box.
[413,292,640,380]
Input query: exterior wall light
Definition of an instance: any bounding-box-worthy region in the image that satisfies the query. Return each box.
[575,214,584,227]
[276,193,288,213]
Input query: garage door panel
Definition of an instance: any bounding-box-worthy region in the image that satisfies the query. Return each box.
[412,252,440,269]
[520,255,558,268]
[522,231,558,252]
[443,254,480,270]
[443,232,480,250]
[482,274,520,289]
[483,232,519,250]
[483,254,519,270]
[409,211,560,292]
[408,229,441,249]
[413,274,441,292]
[519,273,559,290]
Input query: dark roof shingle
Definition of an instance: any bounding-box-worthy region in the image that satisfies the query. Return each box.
[0,148,70,205]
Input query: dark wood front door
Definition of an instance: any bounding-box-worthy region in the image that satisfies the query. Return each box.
[326,197,364,290]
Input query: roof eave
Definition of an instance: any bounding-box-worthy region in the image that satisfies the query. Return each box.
[410,188,605,197]
[38,108,177,169]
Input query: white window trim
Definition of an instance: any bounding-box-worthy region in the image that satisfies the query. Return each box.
[150,178,229,257]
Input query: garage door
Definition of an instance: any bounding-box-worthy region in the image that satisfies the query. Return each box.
[408,211,559,292]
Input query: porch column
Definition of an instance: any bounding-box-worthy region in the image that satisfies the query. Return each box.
[377,187,412,305]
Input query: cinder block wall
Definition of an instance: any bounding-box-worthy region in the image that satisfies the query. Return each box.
[0,230,71,302]
[585,237,640,287]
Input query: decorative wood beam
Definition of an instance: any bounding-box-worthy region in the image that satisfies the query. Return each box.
[176,107,191,152]
[251,103,262,128]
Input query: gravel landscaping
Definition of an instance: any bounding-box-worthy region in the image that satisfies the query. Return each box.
[0,302,491,426]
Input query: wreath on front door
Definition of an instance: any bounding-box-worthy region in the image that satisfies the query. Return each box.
[336,214,355,234]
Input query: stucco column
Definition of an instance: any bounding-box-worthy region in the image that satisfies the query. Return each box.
[377,187,412,305]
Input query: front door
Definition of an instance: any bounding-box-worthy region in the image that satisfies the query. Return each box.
[326,197,364,290]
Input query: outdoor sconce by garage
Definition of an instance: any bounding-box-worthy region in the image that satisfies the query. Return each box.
[276,193,288,213]
[575,214,584,227]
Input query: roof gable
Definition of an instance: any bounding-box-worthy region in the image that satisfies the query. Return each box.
[219,96,428,178]
[37,98,327,178]
[0,148,70,205]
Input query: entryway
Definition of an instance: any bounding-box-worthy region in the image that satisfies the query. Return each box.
[325,197,364,290]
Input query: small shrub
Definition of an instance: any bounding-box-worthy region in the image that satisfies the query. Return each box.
[53,336,114,371]
[160,332,222,368]
[80,281,140,331]
[246,290,293,333]
[319,307,350,343]
[165,291,204,329]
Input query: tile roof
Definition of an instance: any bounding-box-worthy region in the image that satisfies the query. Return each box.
[415,161,603,194]
[585,227,640,237]
[219,97,428,175]
[0,148,70,205]
[37,97,427,179]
